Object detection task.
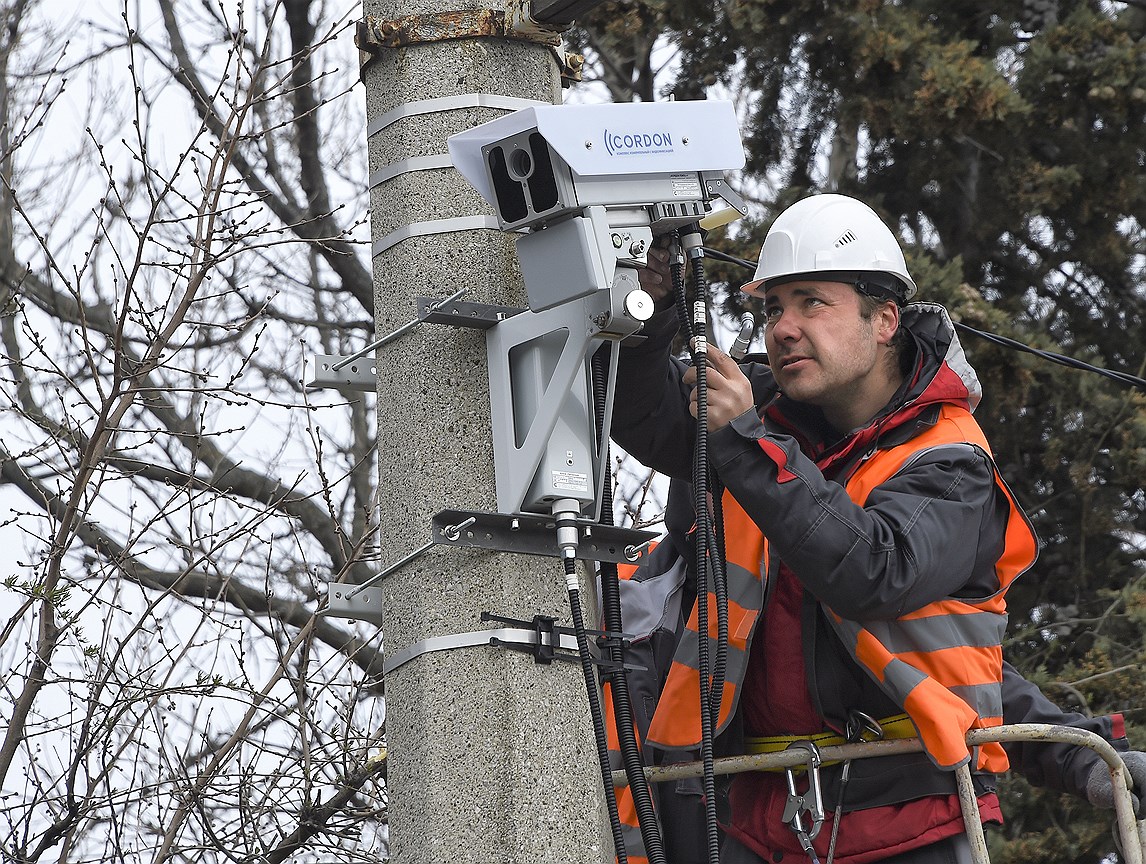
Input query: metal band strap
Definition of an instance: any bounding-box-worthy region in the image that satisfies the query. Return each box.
[383,625,587,675]
[367,93,549,137]
[367,95,544,253]
[369,154,455,189]
[372,215,502,257]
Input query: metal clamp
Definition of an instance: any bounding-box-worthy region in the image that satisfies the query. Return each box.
[334,288,471,372]
[322,516,487,625]
[305,290,482,391]
[355,13,580,85]
[367,94,549,138]
[432,508,657,564]
[481,611,640,672]
[782,740,825,849]
[382,608,639,676]
[382,623,579,675]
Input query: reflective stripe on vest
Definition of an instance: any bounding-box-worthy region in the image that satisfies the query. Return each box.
[827,404,1037,771]
[645,502,765,749]
[645,403,1037,772]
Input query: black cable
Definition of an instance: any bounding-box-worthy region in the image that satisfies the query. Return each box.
[592,350,667,864]
[700,245,758,271]
[564,552,629,864]
[704,243,1146,393]
[672,234,694,344]
[953,322,1146,391]
[692,354,722,864]
[677,232,722,864]
[705,478,729,726]
[690,251,730,729]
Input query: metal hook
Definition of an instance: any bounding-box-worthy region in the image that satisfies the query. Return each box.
[845,710,885,744]
[782,740,825,842]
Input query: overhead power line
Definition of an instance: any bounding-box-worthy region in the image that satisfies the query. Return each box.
[952,323,1146,392]
[702,246,1146,393]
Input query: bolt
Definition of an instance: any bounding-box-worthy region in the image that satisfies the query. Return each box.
[443,516,477,541]
[624,539,654,561]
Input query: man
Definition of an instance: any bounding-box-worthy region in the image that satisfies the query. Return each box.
[609,193,1142,863]
[611,481,1144,864]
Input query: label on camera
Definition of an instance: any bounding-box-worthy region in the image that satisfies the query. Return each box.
[671,173,702,197]
[552,471,589,493]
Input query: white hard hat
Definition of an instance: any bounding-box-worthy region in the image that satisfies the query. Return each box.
[741,193,917,303]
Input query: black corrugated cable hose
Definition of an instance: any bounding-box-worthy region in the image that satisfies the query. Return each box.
[592,351,667,864]
[671,234,694,345]
[689,251,730,729]
[704,479,729,725]
[563,550,629,863]
[676,235,722,864]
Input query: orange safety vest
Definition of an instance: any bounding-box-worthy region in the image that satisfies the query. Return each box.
[645,403,1038,773]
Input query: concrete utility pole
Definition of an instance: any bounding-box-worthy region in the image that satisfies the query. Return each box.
[359,2,613,861]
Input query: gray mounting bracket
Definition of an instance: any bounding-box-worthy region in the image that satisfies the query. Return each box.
[432,508,655,564]
[325,583,386,626]
[303,294,525,392]
[304,353,378,392]
[418,296,523,329]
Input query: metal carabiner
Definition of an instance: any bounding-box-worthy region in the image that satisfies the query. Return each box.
[845,709,885,744]
[782,739,825,841]
[825,711,888,864]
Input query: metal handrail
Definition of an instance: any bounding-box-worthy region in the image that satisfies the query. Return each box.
[611,723,1143,864]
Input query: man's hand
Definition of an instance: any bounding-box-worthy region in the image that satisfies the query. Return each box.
[1087,750,1146,817]
[638,245,673,305]
[682,347,755,431]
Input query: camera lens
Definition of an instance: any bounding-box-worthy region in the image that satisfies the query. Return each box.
[508,147,533,180]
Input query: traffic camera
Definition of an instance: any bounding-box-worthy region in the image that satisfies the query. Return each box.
[448,100,746,517]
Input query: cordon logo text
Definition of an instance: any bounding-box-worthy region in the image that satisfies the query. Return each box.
[603,128,675,156]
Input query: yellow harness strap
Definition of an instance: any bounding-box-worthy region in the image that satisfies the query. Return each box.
[743,714,916,769]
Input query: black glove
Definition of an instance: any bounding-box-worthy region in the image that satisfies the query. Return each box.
[1087,751,1146,818]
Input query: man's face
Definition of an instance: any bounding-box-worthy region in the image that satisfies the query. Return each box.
[761,280,897,425]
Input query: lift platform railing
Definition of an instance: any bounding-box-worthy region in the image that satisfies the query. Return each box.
[611,723,1145,864]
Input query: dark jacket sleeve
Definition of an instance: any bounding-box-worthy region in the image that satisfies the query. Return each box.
[710,414,1003,620]
[1001,661,1127,797]
[610,308,696,479]
[611,310,776,480]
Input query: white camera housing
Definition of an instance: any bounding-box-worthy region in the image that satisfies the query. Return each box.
[450,101,746,315]
[448,100,746,233]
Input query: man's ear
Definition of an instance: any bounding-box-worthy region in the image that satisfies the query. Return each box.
[875,301,900,345]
